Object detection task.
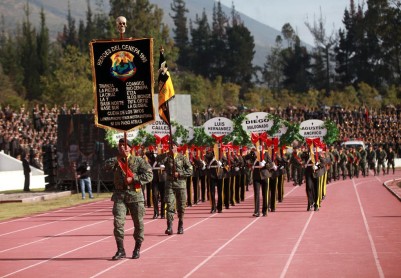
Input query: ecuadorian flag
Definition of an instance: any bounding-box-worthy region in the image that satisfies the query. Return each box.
[158,48,175,125]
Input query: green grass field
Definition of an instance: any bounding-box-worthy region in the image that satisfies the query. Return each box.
[0,190,112,221]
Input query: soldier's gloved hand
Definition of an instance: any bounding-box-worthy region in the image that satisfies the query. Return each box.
[313,165,318,171]
[217,161,222,167]
[235,167,240,171]
[259,160,266,167]
[202,161,206,170]
[160,164,165,170]
[270,163,277,171]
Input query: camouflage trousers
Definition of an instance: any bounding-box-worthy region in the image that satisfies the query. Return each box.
[165,185,187,224]
[113,200,145,244]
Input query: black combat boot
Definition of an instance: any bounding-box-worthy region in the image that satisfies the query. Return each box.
[165,221,173,235]
[132,241,141,259]
[112,241,126,260]
[177,220,184,234]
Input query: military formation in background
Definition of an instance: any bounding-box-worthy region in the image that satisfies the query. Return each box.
[120,140,397,226]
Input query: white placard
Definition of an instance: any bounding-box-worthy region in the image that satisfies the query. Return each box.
[241,112,273,133]
[299,119,327,138]
[203,117,233,136]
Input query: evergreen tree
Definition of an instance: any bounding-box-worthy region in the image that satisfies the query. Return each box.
[263,35,285,94]
[58,1,79,49]
[189,10,211,77]
[170,0,189,69]
[282,36,311,93]
[37,7,49,78]
[305,10,337,95]
[224,3,255,92]
[93,0,113,40]
[209,1,228,79]
[20,3,40,100]
[335,0,361,86]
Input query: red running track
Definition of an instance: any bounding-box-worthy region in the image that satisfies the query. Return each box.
[0,170,401,278]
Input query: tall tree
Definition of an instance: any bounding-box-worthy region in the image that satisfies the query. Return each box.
[189,10,211,77]
[224,4,255,93]
[170,0,189,69]
[263,35,285,94]
[282,36,311,93]
[58,1,79,49]
[209,1,228,79]
[305,10,337,95]
[20,3,40,100]
[36,7,49,78]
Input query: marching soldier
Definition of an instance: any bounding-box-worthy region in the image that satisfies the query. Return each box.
[329,145,340,181]
[192,148,206,203]
[247,147,273,217]
[353,147,361,178]
[290,146,303,186]
[366,145,377,176]
[358,145,368,177]
[339,148,348,179]
[232,150,244,203]
[268,149,279,213]
[387,147,396,174]
[105,139,153,260]
[145,148,166,219]
[205,150,225,213]
[157,141,193,235]
[276,149,288,203]
[346,148,355,179]
[376,145,387,176]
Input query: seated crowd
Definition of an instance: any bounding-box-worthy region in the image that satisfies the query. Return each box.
[1,103,400,171]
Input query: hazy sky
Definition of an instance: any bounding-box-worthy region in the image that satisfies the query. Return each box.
[218,0,358,45]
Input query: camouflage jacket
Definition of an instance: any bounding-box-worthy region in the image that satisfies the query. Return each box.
[105,155,153,203]
[157,152,193,188]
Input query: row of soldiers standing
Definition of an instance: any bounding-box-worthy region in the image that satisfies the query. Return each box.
[140,144,290,218]
[139,141,394,218]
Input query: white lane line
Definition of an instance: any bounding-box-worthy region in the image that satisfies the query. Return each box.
[0,219,158,278]
[0,200,110,225]
[183,217,260,278]
[279,179,340,278]
[352,178,385,278]
[279,212,314,278]
[184,186,300,278]
[0,235,114,278]
[0,207,111,237]
[90,215,216,278]
[0,218,112,253]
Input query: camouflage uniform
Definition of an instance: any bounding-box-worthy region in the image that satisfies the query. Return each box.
[376,147,387,175]
[387,148,396,174]
[339,149,348,180]
[353,149,361,178]
[329,147,340,181]
[358,147,368,177]
[158,150,193,234]
[346,150,354,179]
[366,146,376,176]
[105,154,153,258]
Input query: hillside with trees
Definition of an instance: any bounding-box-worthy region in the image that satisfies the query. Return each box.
[0,0,400,116]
